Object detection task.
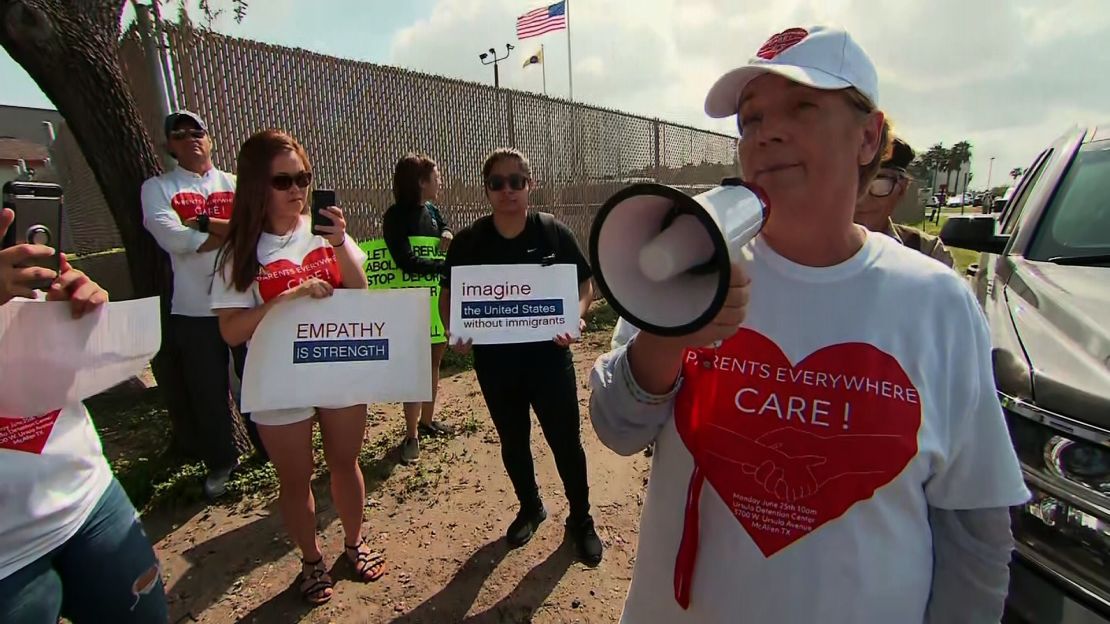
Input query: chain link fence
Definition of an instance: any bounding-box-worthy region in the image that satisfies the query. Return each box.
[57,22,738,294]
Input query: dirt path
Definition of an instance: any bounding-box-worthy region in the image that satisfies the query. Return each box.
[149,329,650,623]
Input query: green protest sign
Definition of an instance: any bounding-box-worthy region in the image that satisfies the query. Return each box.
[359,236,446,344]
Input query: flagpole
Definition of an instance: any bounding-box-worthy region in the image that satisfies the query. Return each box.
[541,44,547,95]
[565,0,573,101]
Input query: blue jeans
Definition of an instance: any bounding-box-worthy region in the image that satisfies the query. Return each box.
[0,478,168,623]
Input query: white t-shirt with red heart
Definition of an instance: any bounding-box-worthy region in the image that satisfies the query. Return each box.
[592,231,1029,624]
[209,214,364,312]
[141,165,236,317]
[0,403,112,580]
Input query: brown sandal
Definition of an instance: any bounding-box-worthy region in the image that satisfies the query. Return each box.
[298,557,333,605]
[345,540,387,582]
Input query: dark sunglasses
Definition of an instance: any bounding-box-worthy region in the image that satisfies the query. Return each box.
[271,171,313,191]
[485,173,528,192]
[169,128,207,140]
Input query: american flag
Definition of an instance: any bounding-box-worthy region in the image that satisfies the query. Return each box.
[516,1,567,40]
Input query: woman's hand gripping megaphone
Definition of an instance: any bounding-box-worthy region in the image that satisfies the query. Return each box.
[627,261,751,395]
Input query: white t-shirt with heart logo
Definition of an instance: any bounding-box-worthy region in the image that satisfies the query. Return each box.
[0,403,113,580]
[141,165,237,317]
[209,214,364,312]
[589,231,1030,624]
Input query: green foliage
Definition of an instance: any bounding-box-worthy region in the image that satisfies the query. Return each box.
[906,215,980,275]
[441,347,473,374]
[587,300,619,333]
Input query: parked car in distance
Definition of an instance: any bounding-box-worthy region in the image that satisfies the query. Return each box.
[940,123,1110,624]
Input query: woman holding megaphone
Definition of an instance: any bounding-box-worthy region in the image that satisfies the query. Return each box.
[589,25,1027,624]
[210,130,382,605]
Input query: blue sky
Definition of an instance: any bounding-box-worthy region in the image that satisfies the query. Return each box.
[4,0,1110,188]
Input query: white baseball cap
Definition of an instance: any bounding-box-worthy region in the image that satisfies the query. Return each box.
[704,25,879,119]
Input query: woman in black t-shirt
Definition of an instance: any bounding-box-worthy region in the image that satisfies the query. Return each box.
[437,148,603,566]
[383,153,455,465]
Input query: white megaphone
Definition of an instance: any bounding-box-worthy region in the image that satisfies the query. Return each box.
[589,178,769,337]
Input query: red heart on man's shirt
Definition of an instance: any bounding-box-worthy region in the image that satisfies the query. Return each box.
[256,245,341,303]
[170,190,234,221]
[674,328,922,557]
[0,410,62,455]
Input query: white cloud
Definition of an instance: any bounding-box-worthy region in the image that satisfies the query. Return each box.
[386,0,1108,187]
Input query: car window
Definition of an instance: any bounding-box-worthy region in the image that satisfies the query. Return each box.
[1026,141,1110,261]
[1001,150,1050,235]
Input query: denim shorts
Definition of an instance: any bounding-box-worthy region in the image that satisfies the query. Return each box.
[0,478,168,623]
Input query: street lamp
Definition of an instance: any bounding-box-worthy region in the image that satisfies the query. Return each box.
[986,156,995,190]
[479,43,514,89]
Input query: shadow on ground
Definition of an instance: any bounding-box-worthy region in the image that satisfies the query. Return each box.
[162,444,403,623]
[388,535,576,624]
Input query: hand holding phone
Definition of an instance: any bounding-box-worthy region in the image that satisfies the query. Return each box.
[2,181,63,296]
[311,189,336,232]
[311,189,349,246]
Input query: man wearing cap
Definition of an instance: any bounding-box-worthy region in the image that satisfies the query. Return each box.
[589,24,1027,624]
[855,137,956,268]
[140,111,242,498]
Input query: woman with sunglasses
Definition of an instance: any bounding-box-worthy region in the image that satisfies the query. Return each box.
[853,137,955,267]
[210,129,382,606]
[383,153,455,465]
[438,148,603,565]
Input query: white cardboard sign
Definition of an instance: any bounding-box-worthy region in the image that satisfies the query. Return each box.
[0,297,161,417]
[241,289,432,413]
[449,264,579,345]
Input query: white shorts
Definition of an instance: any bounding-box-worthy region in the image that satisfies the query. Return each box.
[249,404,364,427]
[250,407,316,427]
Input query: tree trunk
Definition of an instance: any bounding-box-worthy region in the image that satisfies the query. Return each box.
[0,0,248,459]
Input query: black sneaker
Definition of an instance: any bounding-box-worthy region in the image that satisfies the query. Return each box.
[506,504,547,547]
[418,420,455,437]
[568,516,603,566]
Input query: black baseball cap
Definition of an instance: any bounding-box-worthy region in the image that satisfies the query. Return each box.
[882,138,915,172]
[164,110,208,137]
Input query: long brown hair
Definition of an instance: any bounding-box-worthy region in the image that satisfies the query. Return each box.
[393,152,437,207]
[216,129,312,292]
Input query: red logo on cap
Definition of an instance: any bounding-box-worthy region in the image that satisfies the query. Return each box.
[756,28,809,60]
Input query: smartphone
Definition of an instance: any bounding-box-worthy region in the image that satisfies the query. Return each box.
[2,181,63,290]
[310,189,336,233]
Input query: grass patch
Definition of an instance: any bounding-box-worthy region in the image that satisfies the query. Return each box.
[587,299,618,333]
[441,347,473,374]
[905,215,981,275]
[87,388,414,513]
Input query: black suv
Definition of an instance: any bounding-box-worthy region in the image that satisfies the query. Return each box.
[940,124,1110,624]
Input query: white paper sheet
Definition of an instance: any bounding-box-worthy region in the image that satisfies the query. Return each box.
[449,264,580,345]
[0,297,162,417]
[240,289,432,414]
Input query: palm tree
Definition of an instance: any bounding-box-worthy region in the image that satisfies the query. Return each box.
[1010,167,1024,181]
[923,143,947,192]
[949,141,972,195]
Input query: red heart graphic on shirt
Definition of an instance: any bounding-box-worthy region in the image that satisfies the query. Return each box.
[0,410,62,454]
[256,245,341,303]
[171,190,235,221]
[674,328,921,557]
[756,27,809,60]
